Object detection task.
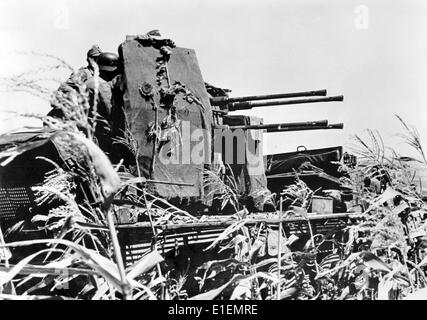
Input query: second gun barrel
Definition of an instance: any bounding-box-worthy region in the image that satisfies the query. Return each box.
[210,89,327,106]
[266,123,344,133]
[228,95,344,111]
[225,120,329,131]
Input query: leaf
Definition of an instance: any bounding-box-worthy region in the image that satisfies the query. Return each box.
[189,275,242,300]
[148,276,166,289]
[30,214,49,224]
[0,248,62,286]
[377,278,395,300]
[0,293,78,300]
[91,282,111,300]
[27,278,56,295]
[361,252,391,273]
[191,271,281,300]
[417,255,427,268]
[196,258,249,290]
[278,287,298,300]
[204,219,248,251]
[0,263,96,280]
[0,138,52,166]
[126,250,163,280]
[4,220,25,238]
[253,252,294,269]
[391,202,409,215]
[68,132,120,206]
[0,247,12,261]
[249,238,265,260]
[218,234,247,253]
[78,283,96,297]
[0,239,126,294]
[230,279,251,300]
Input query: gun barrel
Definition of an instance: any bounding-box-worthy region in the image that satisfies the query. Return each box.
[210,89,327,106]
[228,95,344,111]
[266,123,344,133]
[225,120,329,131]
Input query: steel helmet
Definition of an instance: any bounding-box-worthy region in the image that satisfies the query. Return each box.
[97,52,119,72]
[87,45,102,59]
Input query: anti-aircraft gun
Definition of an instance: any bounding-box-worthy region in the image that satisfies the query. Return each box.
[203,85,345,212]
[87,33,351,263]
[117,34,346,204]
[0,33,353,267]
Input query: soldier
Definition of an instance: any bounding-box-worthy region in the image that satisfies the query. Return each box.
[65,44,103,89]
[85,52,120,156]
[47,45,103,121]
[108,46,135,166]
[96,52,119,82]
[85,52,119,116]
[47,52,119,156]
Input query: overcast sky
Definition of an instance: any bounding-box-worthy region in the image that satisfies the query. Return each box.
[1,0,427,157]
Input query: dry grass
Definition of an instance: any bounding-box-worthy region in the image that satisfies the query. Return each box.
[0,55,427,300]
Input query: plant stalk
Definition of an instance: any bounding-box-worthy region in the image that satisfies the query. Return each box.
[142,188,165,300]
[277,196,283,300]
[106,208,132,300]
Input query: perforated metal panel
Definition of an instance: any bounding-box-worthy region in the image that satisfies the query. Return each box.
[0,186,33,222]
[120,227,226,266]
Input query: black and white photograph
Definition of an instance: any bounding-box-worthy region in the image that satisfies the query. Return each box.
[0,0,427,304]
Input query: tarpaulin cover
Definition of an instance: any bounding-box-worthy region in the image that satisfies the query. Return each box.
[121,39,212,202]
[267,146,343,177]
[221,115,271,211]
[0,129,101,224]
[0,130,63,225]
[0,131,61,188]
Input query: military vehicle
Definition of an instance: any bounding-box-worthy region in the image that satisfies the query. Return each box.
[0,32,357,267]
